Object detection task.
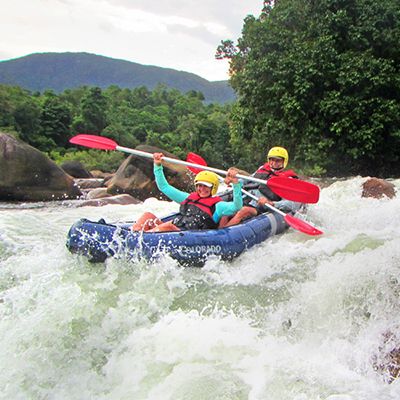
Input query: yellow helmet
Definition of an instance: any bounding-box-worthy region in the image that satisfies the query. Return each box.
[194,171,219,196]
[267,146,289,168]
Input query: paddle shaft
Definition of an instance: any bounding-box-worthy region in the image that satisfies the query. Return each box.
[69,134,319,204]
[117,145,276,187]
[240,188,286,217]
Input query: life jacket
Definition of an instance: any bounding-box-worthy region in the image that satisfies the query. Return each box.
[244,164,298,202]
[174,192,222,230]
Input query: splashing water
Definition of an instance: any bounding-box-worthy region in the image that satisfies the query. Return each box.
[0,178,399,399]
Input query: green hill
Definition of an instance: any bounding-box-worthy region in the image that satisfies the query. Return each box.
[0,52,235,103]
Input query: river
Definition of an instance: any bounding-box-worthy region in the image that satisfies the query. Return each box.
[0,177,399,399]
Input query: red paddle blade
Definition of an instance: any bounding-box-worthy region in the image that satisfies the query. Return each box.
[186,152,207,174]
[284,214,323,236]
[69,134,118,150]
[268,176,320,204]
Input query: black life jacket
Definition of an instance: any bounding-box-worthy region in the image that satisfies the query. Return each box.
[244,164,298,202]
[174,193,222,230]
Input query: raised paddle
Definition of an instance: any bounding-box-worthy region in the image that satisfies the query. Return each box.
[186,152,320,204]
[69,134,319,203]
[185,153,323,236]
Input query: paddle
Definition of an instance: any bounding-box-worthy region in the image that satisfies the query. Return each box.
[186,152,320,204]
[186,153,323,236]
[70,134,319,204]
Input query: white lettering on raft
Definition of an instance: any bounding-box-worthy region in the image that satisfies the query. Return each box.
[176,244,222,255]
[147,244,222,256]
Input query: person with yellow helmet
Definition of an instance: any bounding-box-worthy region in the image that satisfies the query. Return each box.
[220,146,299,227]
[132,153,243,232]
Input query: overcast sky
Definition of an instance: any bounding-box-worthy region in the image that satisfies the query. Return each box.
[1,0,263,81]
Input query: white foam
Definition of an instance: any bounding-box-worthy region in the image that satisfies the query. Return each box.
[0,177,399,398]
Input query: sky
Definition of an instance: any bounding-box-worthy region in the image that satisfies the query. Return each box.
[1,0,263,81]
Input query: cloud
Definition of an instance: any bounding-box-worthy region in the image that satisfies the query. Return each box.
[114,0,260,37]
[0,0,263,80]
[108,0,261,34]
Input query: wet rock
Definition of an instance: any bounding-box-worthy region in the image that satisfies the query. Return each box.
[74,178,104,189]
[362,178,396,199]
[107,144,193,201]
[90,170,114,182]
[78,194,141,207]
[60,160,92,178]
[374,330,400,383]
[85,188,112,200]
[0,133,82,201]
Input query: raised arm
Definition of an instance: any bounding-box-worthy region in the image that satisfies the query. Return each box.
[153,153,189,204]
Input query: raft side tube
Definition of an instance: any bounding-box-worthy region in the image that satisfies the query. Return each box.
[66,211,289,264]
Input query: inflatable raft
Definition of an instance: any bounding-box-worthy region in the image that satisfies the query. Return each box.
[66,210,291,266]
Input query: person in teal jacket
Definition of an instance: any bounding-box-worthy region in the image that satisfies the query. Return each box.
[132,153,242,232]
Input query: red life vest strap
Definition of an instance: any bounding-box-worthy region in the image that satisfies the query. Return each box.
[182,193,222,217]
[256,163,297,178]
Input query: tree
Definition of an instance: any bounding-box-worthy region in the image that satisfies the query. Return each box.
[202,104,233,168]
[72,87,108,134]
[38,91,72,150]
[217,0,400,176]
[0,85,17,128]
[0,85,41,143]
[14,98,41,143]
[0,83,234,172]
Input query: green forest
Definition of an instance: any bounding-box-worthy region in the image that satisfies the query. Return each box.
[1,0,399,177]
[0,84,232,172]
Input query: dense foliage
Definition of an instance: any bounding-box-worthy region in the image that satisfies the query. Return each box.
[217,0,400,177]
[0,84,233,172]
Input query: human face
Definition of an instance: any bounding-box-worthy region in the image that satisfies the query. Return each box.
[195,183,212,197]
[268,157,284,170]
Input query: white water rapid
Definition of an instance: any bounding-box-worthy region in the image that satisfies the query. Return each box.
[1,177,399,399]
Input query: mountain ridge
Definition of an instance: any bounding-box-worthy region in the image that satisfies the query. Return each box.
[0,52,235,103]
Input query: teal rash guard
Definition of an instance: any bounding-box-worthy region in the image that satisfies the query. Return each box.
[154,164,243,224]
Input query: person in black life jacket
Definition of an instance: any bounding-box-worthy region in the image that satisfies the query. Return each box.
[132,153,243,232]
[220,146,298,228]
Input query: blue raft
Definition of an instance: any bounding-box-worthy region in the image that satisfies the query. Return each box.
[66,210,290,265]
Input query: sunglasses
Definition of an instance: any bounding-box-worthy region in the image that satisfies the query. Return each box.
[195,183,211,189]
[268,157,284,163]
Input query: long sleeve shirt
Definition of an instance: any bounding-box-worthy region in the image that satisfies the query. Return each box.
[154,164,243,224]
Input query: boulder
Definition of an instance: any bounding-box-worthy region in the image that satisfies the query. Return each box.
[78,194,141,207]
[362,178,396,199]
[60,160,93,178]
[0,133,82,201]
[106,144,193,201]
